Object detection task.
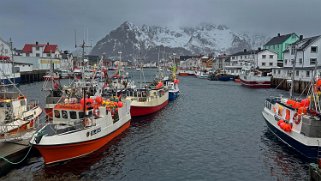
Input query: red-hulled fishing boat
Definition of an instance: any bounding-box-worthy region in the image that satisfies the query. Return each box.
[126,81,169,117]
[30,95,131,164]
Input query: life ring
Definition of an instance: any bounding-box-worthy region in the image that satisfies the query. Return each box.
[293,113,301,124]
[93,108,100,117]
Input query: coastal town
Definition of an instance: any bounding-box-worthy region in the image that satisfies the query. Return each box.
[1,0,321,180]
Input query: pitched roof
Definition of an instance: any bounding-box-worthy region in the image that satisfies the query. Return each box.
[297,35,321,50]
[22,44,45,53]
[44,45,58,53]
[22,43,58,53]
[230,50,259,56]
[264,33,296,46]
[283,35,321,52]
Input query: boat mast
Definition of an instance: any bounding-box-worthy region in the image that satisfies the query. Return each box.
[290,45,297,99]
[9,38,15,85]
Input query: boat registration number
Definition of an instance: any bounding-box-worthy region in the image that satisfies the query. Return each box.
[90,127,101,136]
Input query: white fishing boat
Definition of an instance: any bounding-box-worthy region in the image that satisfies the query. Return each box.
[239,66,271,88]
[30,93,131,164]
[0,91,42,138]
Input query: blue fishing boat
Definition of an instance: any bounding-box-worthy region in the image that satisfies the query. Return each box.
[167,81,179,101]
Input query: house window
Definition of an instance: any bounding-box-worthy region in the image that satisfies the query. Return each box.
[240,56,243,59]
[269,55,274,59]
[306,71,310,77]
[278,70,281,74]
[311,46,318,53]
[36,46,40,51]
[299,58,303,64]
[26,53,30,57]
[296,70,299,76]
[262,55,266,59]
[310,58,317,65]
[285,59,287,64]
[269,62,273,66]
[47,53,51,57]
[273,70,276,74]
[36,53,40,57]
[291,46,296,55]
[262,62,266,66]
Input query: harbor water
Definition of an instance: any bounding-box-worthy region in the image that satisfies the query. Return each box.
[1,69,309,180]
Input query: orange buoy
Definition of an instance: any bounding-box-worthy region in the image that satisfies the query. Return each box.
[316,79,321,87]
[117,101,123,108]
[95,96,103,104]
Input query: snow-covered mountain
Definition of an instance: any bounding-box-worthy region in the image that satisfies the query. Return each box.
[91,21,269,61]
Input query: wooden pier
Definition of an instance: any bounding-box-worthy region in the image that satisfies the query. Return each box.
[20,70,47,84]
[0,139,32,176]
[271,77,310,94]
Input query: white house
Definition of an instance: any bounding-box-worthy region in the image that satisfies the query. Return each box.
[256,50,278,69]
[272,35,321,81]
[225,49,277,76]
[14,42,62,70]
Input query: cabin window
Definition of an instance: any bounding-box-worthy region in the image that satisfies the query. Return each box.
[47,53,51,57]
[26,53,30,57]
[62,110,68,119]
[311,46,318,53]
[88,111,93,117]
[70,111,77,119]
[79,112,84,119]
[36,53,40,57]
[310,58,317,65]
[269,55,274,59]
[54,110,60,118]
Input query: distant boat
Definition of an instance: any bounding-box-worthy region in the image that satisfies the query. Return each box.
[167,81,179,101]
[208,73,235,81]
[239,69,271,88]
[196,71,209,79]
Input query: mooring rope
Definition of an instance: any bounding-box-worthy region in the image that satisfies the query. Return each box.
[0,144,33,165]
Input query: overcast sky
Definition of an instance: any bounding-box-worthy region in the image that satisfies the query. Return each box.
[1,0,320,50]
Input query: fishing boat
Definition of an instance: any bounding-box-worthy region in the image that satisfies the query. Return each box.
[196,71,209,79]
[0,91,42,137]
[126,81,169,117]
[178,69,189,76]
[165,65,180,101]
[30,93,131,164]
[208,71,235,81]
[239,67,271,88]
[262,46,321,159]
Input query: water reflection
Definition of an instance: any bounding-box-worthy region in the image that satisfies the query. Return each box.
[261,128,309,180]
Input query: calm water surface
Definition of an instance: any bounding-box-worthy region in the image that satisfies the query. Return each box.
[2,69,309,180]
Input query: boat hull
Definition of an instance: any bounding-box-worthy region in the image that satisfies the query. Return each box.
[34,121,131,164]
[0,77,21,85]
[240,79,271,88]
[178,73,189,76]
[169,91,179,101]
[130,100,168,117]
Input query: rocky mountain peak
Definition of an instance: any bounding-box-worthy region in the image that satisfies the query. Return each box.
[91,21,269,61]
